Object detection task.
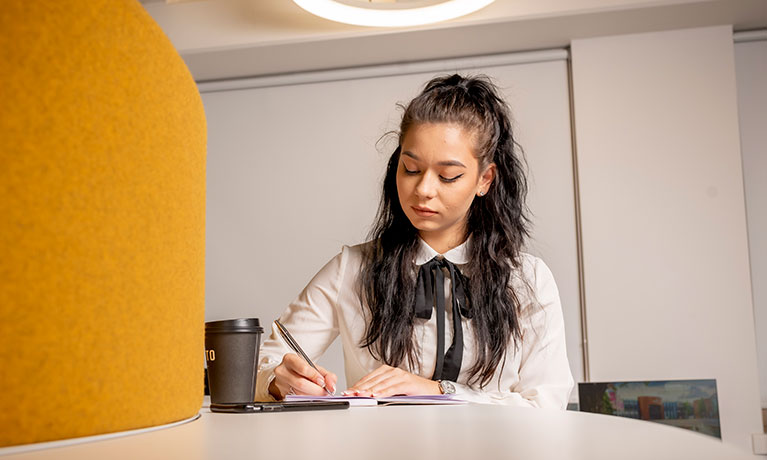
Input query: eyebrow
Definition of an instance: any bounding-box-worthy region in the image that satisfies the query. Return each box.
[402,151,466,168]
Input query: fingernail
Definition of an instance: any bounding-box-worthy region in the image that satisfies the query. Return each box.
[317,377,325,387]
[330,384,336,394]
[342,390,351,396]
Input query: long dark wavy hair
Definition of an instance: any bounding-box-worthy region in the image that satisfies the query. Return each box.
[359,74,531,388]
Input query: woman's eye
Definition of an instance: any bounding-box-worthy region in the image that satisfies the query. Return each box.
[404,167,420,175]
[440,174,463,183]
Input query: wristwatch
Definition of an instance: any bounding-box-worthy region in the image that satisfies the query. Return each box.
[438,380,456,395]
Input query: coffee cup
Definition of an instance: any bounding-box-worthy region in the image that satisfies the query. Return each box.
[204,318,264,404]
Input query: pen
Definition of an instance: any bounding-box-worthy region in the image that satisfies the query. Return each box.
[274,319,334,396]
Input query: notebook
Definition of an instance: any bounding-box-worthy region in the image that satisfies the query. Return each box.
[284,394,467,406]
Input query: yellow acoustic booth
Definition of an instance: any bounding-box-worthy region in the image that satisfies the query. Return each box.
[0,0,206,447]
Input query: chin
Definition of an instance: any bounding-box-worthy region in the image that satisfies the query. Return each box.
[407,218,441,233]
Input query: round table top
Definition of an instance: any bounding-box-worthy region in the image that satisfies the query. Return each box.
[2,403,752,460]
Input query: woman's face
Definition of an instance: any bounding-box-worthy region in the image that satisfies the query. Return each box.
[396,122,495,251]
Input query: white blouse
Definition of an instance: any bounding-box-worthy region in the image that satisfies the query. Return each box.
[255,238,574,409]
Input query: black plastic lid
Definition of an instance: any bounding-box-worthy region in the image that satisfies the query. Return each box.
[205,318,264,333]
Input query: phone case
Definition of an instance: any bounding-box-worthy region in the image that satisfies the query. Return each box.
[210,401,350,413]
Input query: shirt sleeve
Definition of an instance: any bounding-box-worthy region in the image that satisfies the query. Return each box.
[254,249,346,401]
[451,257,574,409]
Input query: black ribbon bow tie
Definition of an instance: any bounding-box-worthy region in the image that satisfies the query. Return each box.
[414,256,472,382]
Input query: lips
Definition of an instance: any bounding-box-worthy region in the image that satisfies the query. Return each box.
[412,206,437,217]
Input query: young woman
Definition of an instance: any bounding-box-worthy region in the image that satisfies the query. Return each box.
[255,74,573,408]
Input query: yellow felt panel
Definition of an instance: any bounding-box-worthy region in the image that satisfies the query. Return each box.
[0,0,206,447]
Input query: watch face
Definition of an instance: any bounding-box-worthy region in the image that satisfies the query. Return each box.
[440,380,456,394]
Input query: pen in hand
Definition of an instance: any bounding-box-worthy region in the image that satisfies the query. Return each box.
[274,319,334,396]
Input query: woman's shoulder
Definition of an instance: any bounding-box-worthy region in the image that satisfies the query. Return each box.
[340,240,374,261]
[306,241,371,290]
[512,252,559,304]
[516,252,550,276]
[328,240,374,273]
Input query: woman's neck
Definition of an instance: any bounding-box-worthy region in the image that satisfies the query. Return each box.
[419,231,468,255]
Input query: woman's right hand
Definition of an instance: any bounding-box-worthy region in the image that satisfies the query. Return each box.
[268,353,338,400]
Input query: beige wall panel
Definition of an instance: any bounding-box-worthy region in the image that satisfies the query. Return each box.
[571,25,761,452]
[735,38,767,409]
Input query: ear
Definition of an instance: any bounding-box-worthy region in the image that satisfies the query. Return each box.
[478,163,496,196]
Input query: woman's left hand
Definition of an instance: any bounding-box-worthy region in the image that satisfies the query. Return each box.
[344,365,441,397]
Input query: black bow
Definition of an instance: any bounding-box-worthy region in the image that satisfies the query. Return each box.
[414,256,472,381]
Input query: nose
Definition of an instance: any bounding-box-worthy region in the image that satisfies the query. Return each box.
[414,171,438,200]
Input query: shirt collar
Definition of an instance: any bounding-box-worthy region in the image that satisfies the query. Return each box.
[415,236,471,266]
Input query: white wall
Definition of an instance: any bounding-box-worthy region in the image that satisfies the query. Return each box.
[202,53,582,393]
[735,36,767,409]
[571,25,762,452]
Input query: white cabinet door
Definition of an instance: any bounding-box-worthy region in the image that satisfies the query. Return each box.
[572,25,761,453]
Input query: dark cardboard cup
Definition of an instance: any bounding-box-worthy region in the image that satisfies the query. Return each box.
[205,318,265,404]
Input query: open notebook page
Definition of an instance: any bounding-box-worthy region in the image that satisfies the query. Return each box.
[284,394,467,406]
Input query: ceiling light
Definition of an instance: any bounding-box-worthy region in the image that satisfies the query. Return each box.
[293,0,497,27]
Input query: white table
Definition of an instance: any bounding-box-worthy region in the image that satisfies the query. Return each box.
[1,404,753,460]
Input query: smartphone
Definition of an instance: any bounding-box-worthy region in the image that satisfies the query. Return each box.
[210,401,350,413]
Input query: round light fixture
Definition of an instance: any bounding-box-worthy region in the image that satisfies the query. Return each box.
[292,0,497,27]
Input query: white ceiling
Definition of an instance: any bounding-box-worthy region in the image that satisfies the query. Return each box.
[142,0,767,81]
